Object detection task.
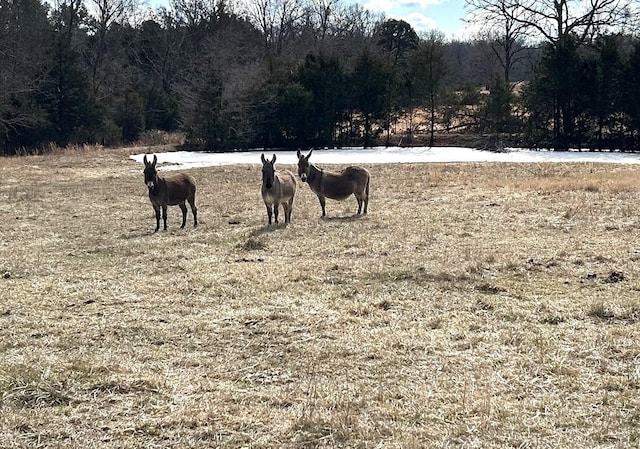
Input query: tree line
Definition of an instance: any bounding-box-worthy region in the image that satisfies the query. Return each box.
[1,0,640,153]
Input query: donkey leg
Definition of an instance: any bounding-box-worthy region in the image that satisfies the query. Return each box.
[274,204,279,223]
[153,206,161,232]
[318,196,326,217]
[358,192,368,214]
[188,198,198,227]
[287,198,294,223]
[162,206,168,231]
[364,178,369,214]
[283,202,290,223]
[356,195,363,214]
[179,203,188,228]
[265,204,273,225]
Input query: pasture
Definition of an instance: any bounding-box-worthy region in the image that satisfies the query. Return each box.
[1,146,639,448]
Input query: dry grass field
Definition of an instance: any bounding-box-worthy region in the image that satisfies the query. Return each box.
[1,145,640,448]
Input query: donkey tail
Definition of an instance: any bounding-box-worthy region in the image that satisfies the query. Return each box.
[364,173,370,214]
[365,174,370,199]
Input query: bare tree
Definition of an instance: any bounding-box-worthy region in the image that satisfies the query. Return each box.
[329,3,382,66]
[86,0,139,96]
[170,0,231,27]
[467,0,530,83]
[245,0,304,55]
[135,11,188,95]
[467,0,634,149]
[467,0,633,48]
[308,0,339,42]
[333,2,380,40]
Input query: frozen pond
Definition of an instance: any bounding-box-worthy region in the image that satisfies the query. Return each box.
[130,147,640,170]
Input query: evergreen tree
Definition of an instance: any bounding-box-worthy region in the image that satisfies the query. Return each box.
[115,90,145,142]
[524,38,581,149]
[0,0,52,151]
[296,52,346,146]
[580,35,625,150]
[350,49,389,147]
[45,0,100,145]
[376,19,419,145]
[481,72,514,136]
[621,42,640,148]
[408,33,447,146]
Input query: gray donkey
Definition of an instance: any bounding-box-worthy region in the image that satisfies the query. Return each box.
[296,149,370,217]
[143,154,198,232]
[261,154,297,225]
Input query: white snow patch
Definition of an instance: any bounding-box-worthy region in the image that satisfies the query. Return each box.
[130,147,640,170]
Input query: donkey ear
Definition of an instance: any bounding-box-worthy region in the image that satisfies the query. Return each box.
[261,153,267,164]
[306,149,313,160]
[271,154,276,164]
[143,155,149,166]
[296,149,302,159]
[152,154,157,167]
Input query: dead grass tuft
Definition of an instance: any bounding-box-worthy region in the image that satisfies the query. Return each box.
[240,236,268,251]
[0,365,77,407]
[587,299,640,323]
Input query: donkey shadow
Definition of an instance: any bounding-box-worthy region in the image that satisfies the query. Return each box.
[121,226,195,240]
[250,223,290,237]
[321,214,367,223]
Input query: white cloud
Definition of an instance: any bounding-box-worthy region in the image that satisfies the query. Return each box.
[361,0,467,36]
[363,0,448,13]
[397,12,437,31]
[362,0,396,13]
[455,20,484,40]
[397,0,447,8]
[364,0,445,13]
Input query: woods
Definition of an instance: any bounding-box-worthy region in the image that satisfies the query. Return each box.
[1,0,640,153]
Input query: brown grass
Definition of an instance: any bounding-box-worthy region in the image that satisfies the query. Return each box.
[1,148,640,448]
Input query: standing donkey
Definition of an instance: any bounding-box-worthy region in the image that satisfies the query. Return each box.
[261,154,297,225]
[143,154,198,232]
[296,149,370,217]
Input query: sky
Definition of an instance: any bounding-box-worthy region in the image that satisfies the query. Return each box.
[130,148,640,171]
[145,0,473,39]
[356,0,472,38]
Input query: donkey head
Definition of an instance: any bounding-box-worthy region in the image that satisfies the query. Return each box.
[143,154,158,189]
[296,149,313,182]
[261,153,277,189]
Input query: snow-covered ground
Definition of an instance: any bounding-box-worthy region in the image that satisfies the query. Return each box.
[130,147,640,170]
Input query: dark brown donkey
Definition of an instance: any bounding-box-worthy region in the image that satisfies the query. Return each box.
[143,154,198,232]
[261,153,297,225]
[296,149,370,217]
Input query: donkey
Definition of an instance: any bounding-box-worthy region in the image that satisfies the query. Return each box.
[296,149,370,217]
[261,153,297,225]
[143,154,198,232]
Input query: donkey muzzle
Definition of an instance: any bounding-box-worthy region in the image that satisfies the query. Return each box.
[300,173,307,182]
